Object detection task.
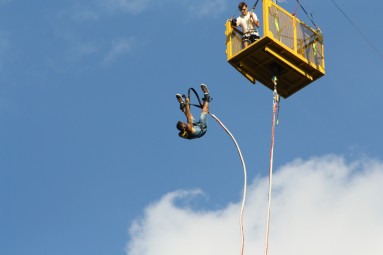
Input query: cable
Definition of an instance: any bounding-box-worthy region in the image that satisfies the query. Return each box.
[209,113,247,255]
[330,0,383,60]
[296,0,319,29]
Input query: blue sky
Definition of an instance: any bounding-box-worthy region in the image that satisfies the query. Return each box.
[1,0,383,255]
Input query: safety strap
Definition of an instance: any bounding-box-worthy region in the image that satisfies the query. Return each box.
[269,5,281,40]
[274,13,280,35]
[313,42,317,57]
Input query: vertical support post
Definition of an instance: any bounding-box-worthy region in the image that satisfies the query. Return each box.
[263,0,270,37]
[293,15,297,53]
[225,20,233,60]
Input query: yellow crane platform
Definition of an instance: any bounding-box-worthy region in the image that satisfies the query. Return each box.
[225,0,325,98]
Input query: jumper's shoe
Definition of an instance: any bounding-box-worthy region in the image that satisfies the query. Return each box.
[176,94,186,111]
[200,84,211,102]
[201,84,209,94]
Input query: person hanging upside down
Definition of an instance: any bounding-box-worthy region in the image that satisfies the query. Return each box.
[176,84,211,140]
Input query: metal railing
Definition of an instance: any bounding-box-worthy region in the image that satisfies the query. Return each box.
[226,1,325,71]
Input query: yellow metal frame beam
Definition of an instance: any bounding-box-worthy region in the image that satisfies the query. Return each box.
[263,0,271,37]
[225,21,233,60]
[264,47,313,80]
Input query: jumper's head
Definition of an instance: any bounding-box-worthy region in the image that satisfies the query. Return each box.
[176,121,188,138]
[176,121,186,131]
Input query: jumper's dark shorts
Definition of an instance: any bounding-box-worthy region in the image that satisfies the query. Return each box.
[190,112,207,138]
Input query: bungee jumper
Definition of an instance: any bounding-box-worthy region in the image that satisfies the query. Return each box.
[174,83,248,255]
[176,84,211,140]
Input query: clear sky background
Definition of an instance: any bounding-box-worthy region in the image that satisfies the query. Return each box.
[1,0,383,255]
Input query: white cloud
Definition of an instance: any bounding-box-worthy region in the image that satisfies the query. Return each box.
[126,155,383,255]
[103,37,134,64]
[72,9,99,22]
[184,0,227,18]
[100,0,151,14]
[99,0,228,17]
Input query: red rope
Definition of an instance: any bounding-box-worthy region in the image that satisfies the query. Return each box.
[292,0,300,16]
[265,89,279,255]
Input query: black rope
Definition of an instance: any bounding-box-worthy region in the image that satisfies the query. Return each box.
[296,0,319,30]
[185,88,203,109]
[251,0,260,12]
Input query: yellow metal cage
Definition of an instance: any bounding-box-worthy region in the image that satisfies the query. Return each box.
[225,0,325,98]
